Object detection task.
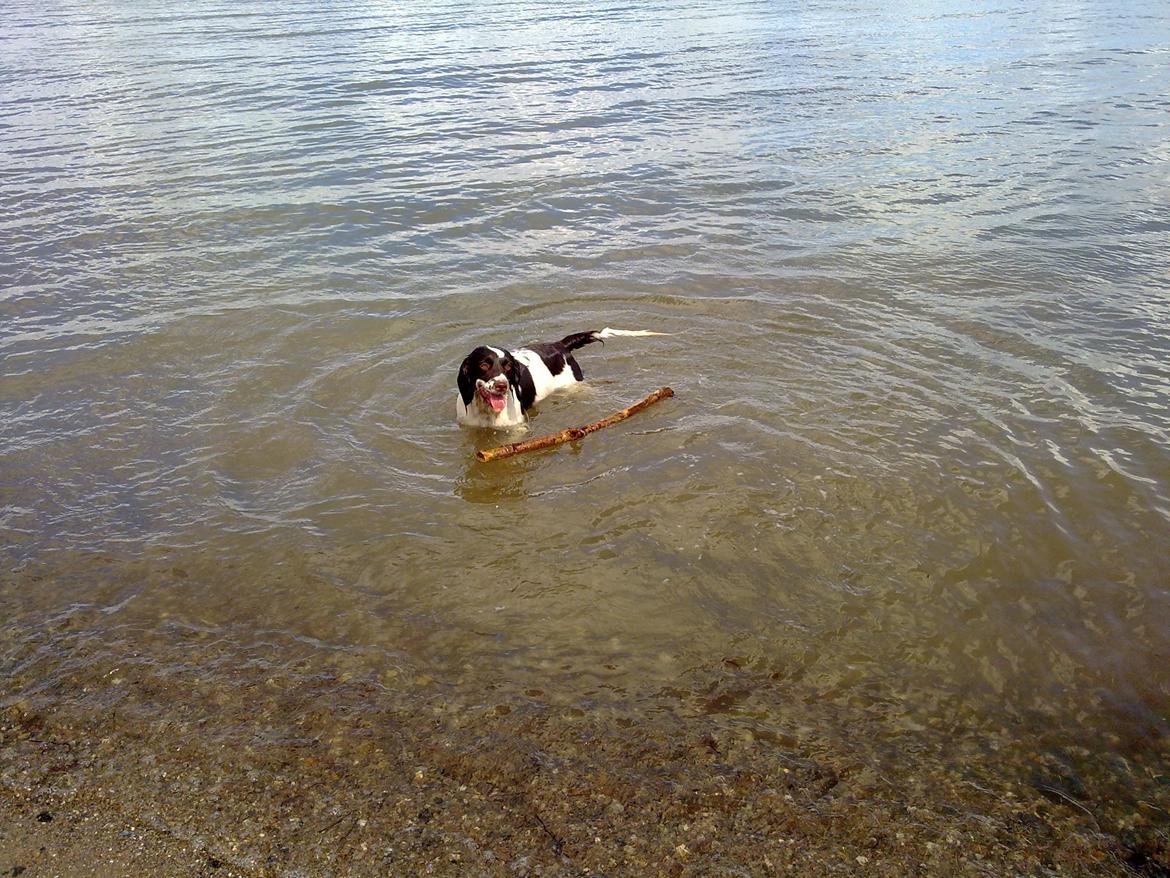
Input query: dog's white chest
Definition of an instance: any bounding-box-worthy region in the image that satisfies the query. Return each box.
[455,389,525,429]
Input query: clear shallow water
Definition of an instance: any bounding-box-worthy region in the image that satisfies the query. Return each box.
[2,0,1170,831]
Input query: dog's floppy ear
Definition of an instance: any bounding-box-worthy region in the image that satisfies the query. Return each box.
[505,353,537,411]
[457,358,476,407]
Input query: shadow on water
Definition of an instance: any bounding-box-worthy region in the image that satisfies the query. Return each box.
[453,427,540,504]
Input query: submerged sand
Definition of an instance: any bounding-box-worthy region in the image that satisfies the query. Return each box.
[2,639,1166,878]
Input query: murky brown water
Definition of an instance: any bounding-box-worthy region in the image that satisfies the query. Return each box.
[3,0,1169,871]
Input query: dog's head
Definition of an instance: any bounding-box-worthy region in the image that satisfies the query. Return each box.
[457,346,517,417]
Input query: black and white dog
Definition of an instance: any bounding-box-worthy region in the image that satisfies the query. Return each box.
[456,328,661,428]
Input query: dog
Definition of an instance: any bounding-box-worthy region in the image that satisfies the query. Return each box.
[456,328,662,428]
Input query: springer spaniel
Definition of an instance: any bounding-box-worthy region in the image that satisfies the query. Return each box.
[456,328,661,428]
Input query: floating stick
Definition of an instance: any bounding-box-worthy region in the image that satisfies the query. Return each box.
[475,387,675,462]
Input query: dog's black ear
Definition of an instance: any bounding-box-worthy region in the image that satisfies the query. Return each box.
[506,354,537,412]
[457,358,476,407]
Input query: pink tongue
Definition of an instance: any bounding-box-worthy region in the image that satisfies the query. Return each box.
[488,393,506,413]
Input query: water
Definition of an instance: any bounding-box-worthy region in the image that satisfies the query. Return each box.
[3,0,1170,865]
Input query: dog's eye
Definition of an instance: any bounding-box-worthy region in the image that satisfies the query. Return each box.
[503,361,511,371]
[479,363,491,373]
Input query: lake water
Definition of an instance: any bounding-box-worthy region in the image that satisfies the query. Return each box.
[2,0,1169,869]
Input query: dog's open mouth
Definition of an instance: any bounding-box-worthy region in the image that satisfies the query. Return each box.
[478,385,508,413]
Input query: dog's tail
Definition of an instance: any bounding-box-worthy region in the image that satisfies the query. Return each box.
[559,327,669,351]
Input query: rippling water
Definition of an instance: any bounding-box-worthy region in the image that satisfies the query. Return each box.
[3,0,1170,851]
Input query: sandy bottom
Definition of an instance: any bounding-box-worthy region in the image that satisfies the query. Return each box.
[3,657,1166,878]
[2,556,1167,877]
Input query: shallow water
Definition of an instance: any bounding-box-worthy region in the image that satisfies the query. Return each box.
[3,0,1169,843]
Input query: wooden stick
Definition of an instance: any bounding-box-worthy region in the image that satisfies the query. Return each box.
[475,387,674,462]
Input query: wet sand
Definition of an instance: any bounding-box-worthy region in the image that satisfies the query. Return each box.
[3,621,1166,878]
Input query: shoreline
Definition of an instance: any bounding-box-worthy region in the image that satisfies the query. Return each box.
[3,670,1160,877]
[2,561,1166,876]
